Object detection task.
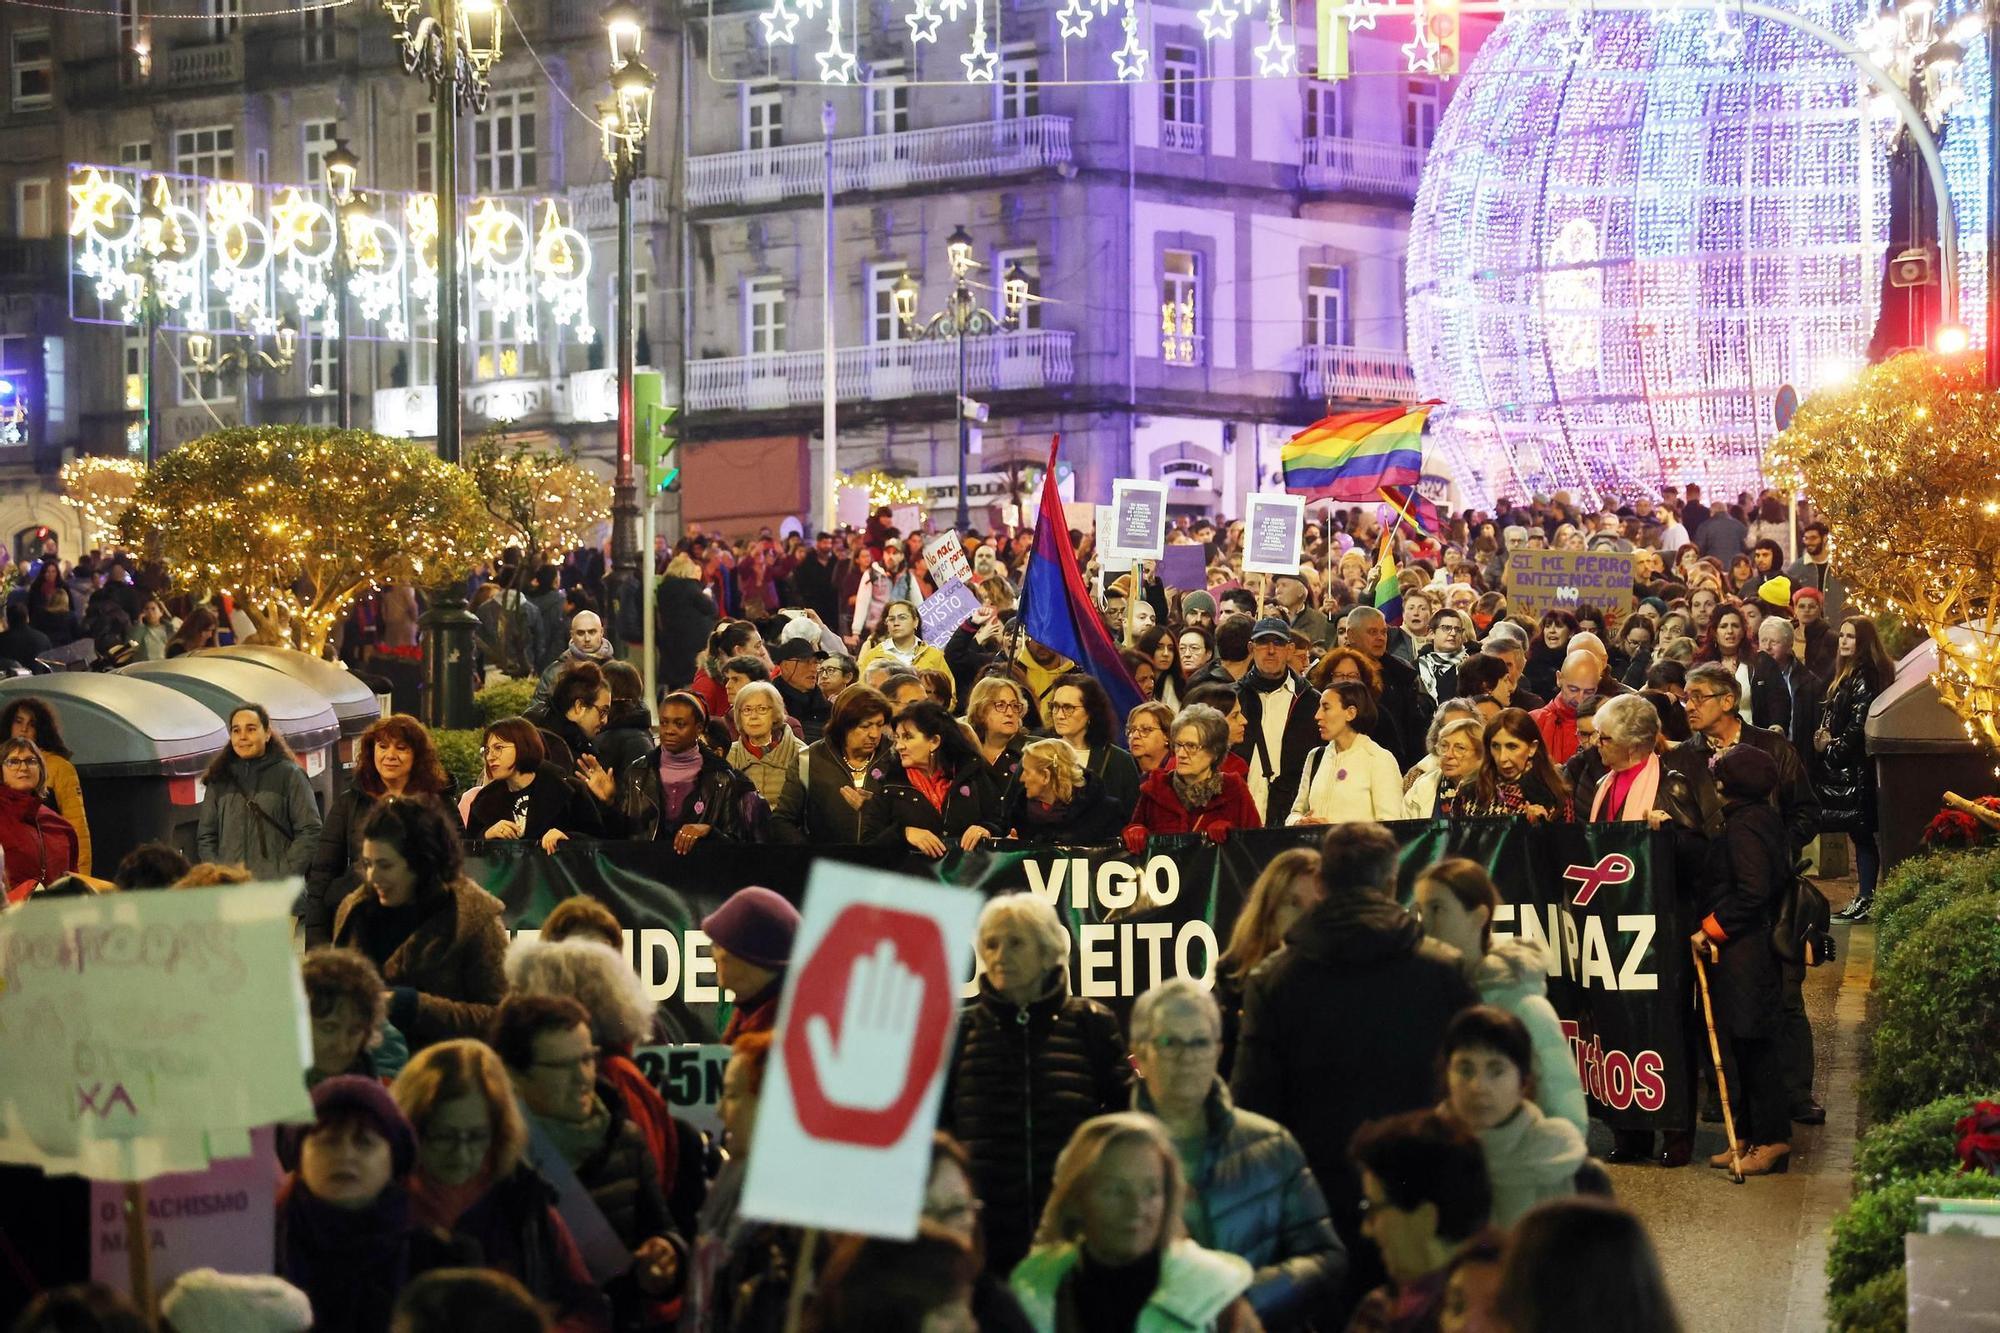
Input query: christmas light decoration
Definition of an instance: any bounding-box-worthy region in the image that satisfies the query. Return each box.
[1057,0,1095,38]
[761,0,800,43]
[1255,0,1296,74]
[815,0,858,83]
[1198,0,1239,40]
[1114,0,1150,80]
[906,0,943,41]
[842,469,923,511]
[466,427,613,565]
[961,0,997,79]
[58,456,145,550]
[1406,0,1897,508]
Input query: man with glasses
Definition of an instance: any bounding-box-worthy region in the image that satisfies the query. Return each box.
[1527,650,1601,766]
[817,653,859,704]
[1414,610,1470,705]
[770,638,831,743]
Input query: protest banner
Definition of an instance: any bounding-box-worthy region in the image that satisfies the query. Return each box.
[90,1128,282,1303]
[1106,480,1169,562]
[921,530,973,587]
[631,1044,734,1136]
[740,863,981,1237]
[891,504,923,537]
[835,486,871,531]
[1095,505,1130,573]
[917,579,982,648]
[1242,493,1308,575]
[1159,544,1208,592]
[1503,549,1637,624]
[467,822,1687,1130]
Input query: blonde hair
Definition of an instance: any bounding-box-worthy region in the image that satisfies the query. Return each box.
[391,1038,528,1181]
[965,674,1028,740]
[504,936,655,1048]
[1219,847,1321,977]
[1020,738,1083,807]
[1033,1113,1186,1250]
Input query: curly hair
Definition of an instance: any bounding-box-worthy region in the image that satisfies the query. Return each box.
[354,714,450,800]
[0,696,69,758]
[359,796,465,896]
[504,936,654,1048]
[546,661,609,726]
[1050,673,1116,751]
[1308,646,1384,693]
[301,947,390,1039]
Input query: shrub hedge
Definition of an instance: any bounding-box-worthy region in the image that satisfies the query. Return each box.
[1862,892,2000,1121]
[1827,1169,2000,1300]
[1875,848,2000,968]
[1853,1091,1997,1193]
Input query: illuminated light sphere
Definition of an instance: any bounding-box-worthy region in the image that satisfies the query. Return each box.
[1405,0,1990,509]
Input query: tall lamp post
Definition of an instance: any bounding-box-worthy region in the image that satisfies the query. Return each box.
[323,139,360,429]
[601,2,656,651]
[892,225,1028,533]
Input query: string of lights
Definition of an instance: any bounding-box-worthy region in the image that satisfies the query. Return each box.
[0,0,352,18]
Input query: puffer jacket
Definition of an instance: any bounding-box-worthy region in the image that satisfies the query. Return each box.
[1459,1099,1586,1229]
[570,1084,678,1254]
[1010,1239,1253,1333]
[940,974,1131,1275]
[769,739,898,845]
[597,745,768,844]
[41,751,90,876]
[1134,1080,1344,1329]
[197,746,323,882]
[1472,940,1590,1136]
[727,728,806,812]
[1818,669,1879,833]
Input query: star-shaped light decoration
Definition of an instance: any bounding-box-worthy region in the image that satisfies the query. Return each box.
[1057,0,1095,37]
[1342,0,1377,32]
[963,38,998,78]
[1401,24,1441,72]
[906,0,943,41]
[67,168,122,239]
[1255,25,1295,74]
[1198,0,1238,40]
[761,0,800,43]
[465,198,520,269]
[267,188,322,259]
[1114,13,1150,79]
[817,32,858,81]
[1703,10,1745,60]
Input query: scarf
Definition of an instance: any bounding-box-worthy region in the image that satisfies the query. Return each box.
[657,745,705,821]
[534,1093,611,1169]
[1590,754,1659,821]
[277,1179,415,1333]
[1244,666,1293,695]
[906,765,952,813]
[410,1167,495,1232]
[1171,769,1224,814]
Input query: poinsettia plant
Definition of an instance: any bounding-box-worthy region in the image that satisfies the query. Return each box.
[1919,798,2000,851]
[1959,1101,2000,1174]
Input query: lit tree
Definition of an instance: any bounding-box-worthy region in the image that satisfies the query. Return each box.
[1766,351,2000,749]
[464,427,612,567]
[121,426,495,656]
[59,457,146,551]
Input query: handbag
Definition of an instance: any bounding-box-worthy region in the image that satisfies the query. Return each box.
[1772,864,1835,967]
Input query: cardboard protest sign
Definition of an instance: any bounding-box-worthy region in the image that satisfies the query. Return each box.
[632,1044,733,1136]
[922,531,973,588]
[1242,493,1308,575]
[90,1127,281,1302]
[1503,550,1636,624]
[1106,481,1169,561]
[891,504,923,537]
[740,863,979,1238]
[917,579,982,648]
[836,486,871,531]
[0,881,312,1180]
[1158,545,1208,592]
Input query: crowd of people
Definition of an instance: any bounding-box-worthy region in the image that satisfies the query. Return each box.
[1,479,1881,1333]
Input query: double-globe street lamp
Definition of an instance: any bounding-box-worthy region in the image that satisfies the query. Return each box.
[892,225,1030,534]
[322,139,367,430]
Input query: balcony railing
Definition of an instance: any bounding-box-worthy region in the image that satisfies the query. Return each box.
[687,116,1074,210]
[1299,344,1416,402]
[1300,137,1426,196]
[162,40,243,88]
[1161,121,1206,155]
[568,177,670,231]
[685,330,1075,413]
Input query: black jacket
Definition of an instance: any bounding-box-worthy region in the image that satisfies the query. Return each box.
[596,703,657,778]
[1675,724,1821,857]
[1702,797,1788,1039]
[1372,652,1435,769]
[1232,670,1322,825]
[773,677,831,745]
[940,976,1131,1275]
[770,739,897,844]
[655,576,717,691]
[1079,744,1142,824]
[467,763,605,842]
[1229,894,1478,1246]
[302,785,462,937]
[998,768,1125,845]
[1749,657,1825,767]
[1818,670,1879,833]
[598,746,769,844]
[874,756,1005,850]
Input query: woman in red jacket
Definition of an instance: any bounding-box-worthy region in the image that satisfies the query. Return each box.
[0,737,77,903]
[1121,704,1261,852]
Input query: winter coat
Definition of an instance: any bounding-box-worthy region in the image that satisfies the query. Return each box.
[1402,766,1469,821]
[0,785,77,903]
[440,1163,612,1333]
[727,728,807,812]
[40,750,90,876]
[1676,725,1821,858]
[1472,942,1590,1136]
[770,739,898,845]
[1284,734,1405,826]
[1135,1080,1345,1328]
[941,975,1132,1275]
[534,1085,678,1256]
[276,1179,448,1333]
[1373,654,1435,770]
[855,637,952,684]
[999,768,1125,845]
[655,577,717,691]
[1529,697,1584,767]
[1126,765,1263,840]
[1749,657,1825,765]
[196,747,323,882]
[303,785,462,936]
[531,642,618,714]
[333,874,510,1050]
[1010,1239,1253,1333]
[1699,796,1789,1039]
[467,763,606,843]
[1231,671,1321,824]
[1229,894,1478,1245]
[875,756,1005,854]
[1078,744,1143,824]
[598,746,768,844]
[1523,640,1565,703]
[1818,669,1879,833]
[1461,1100,1585,1228]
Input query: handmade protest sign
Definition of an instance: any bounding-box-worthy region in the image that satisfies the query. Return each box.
[918,579,982,648]
[740,862,980,1237]
[922,531,974,587]
[1106,480,1169,561]
[1503,550,1636,623]
[632,1044,733,1137]
[90,1128,282,1301]
[1241,493,1308,575]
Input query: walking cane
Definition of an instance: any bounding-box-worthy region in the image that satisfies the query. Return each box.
[1690,940,1744,1184]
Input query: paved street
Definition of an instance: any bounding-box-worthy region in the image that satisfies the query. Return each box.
[1601,878,1872,1332]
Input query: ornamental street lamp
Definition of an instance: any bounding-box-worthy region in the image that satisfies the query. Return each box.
[895,225,1024,532]
[602,2,656,655]
[323,139,360,429]
[184,320,298,429]
[132,180,188,465]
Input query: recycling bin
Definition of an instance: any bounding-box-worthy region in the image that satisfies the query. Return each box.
[124,658,343,815]
[1866,633,2000,871]
[0,673,226,871]
[199,645,384,783]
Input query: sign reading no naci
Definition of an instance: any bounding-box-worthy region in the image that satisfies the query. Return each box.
[1504,550,1636,623]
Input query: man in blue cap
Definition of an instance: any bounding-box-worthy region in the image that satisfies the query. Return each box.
[1233,616,1322,823]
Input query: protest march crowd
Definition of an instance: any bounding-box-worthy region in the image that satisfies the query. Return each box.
[2,479,1877,1333]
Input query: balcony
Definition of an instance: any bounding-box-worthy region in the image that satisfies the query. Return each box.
[686,116,1074,210]
[568,177,670,231]
[1300,137,1426,197]
[162,40,243,88]
[685,330,1075,413]
[1161,122,1206,155]
[1299,344,1416,402]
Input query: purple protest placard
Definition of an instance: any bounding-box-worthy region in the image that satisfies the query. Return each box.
[918,579,983,648]
[1159,545,1208,592]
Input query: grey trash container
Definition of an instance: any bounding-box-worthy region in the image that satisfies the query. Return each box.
[1866,633,2000,872]
[0,673,226,872]
[197,645,384,784]
[123,658,343,815]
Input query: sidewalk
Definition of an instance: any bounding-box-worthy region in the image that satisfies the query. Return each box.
[1603,888,1873,1332]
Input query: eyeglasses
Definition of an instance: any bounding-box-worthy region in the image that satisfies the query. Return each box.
[530,1048,601,1074]
[987,699,1025,714]
[1047,702,1083,715]
[2,757,40,770]
[425,1128,493,1151]
[1149,1035,1217,1056]
[1171,740,1203,754]
[482,741,516,756]
[1683,690,1726,705]
[923,1198,983,1225]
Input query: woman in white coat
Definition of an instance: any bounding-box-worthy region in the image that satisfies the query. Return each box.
[1285,680,1404,826]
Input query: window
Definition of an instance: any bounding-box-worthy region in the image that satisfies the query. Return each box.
[301,3,335,63]
[409,312,436,387]
[304,322,338,424]
[999,44,1038,120]
[474,89,537,193]
[209,0,240,41]
[745,275,785,355]
[1161,43,1201,150]
[10,29,51,112]
[413,110,434,193]
[302,120,337,191]
[15,179,49,239]
[472,290,535,382]
[1306,264,1348,346]
[42,336,62,430]
[174,125,236,179]
[745,82,783,150]
[867,263,907,345]
[1304,83,1345,140]
[1161,249,1200,366]
[866,61,908,137]
[119,140,153,169]
[123,332,144,412]
[118,0,146,84]
[1405,79,1439,150]
[995,246,1040,330]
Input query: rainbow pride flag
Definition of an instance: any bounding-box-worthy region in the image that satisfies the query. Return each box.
[1378,484,1441,538]
[1281,405,1432,501]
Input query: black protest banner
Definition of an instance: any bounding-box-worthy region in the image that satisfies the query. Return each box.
[466,818,1684,1130]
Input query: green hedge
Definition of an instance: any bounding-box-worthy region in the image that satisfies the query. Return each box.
[1855,1092,1998,1192]
[1875,849,2000,968]
[435,729,485,795]
[1863,892,2000,1120]
[1829,1270,1907,1333]
[476,677,537,725]
[1828,1169,2000,1300]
